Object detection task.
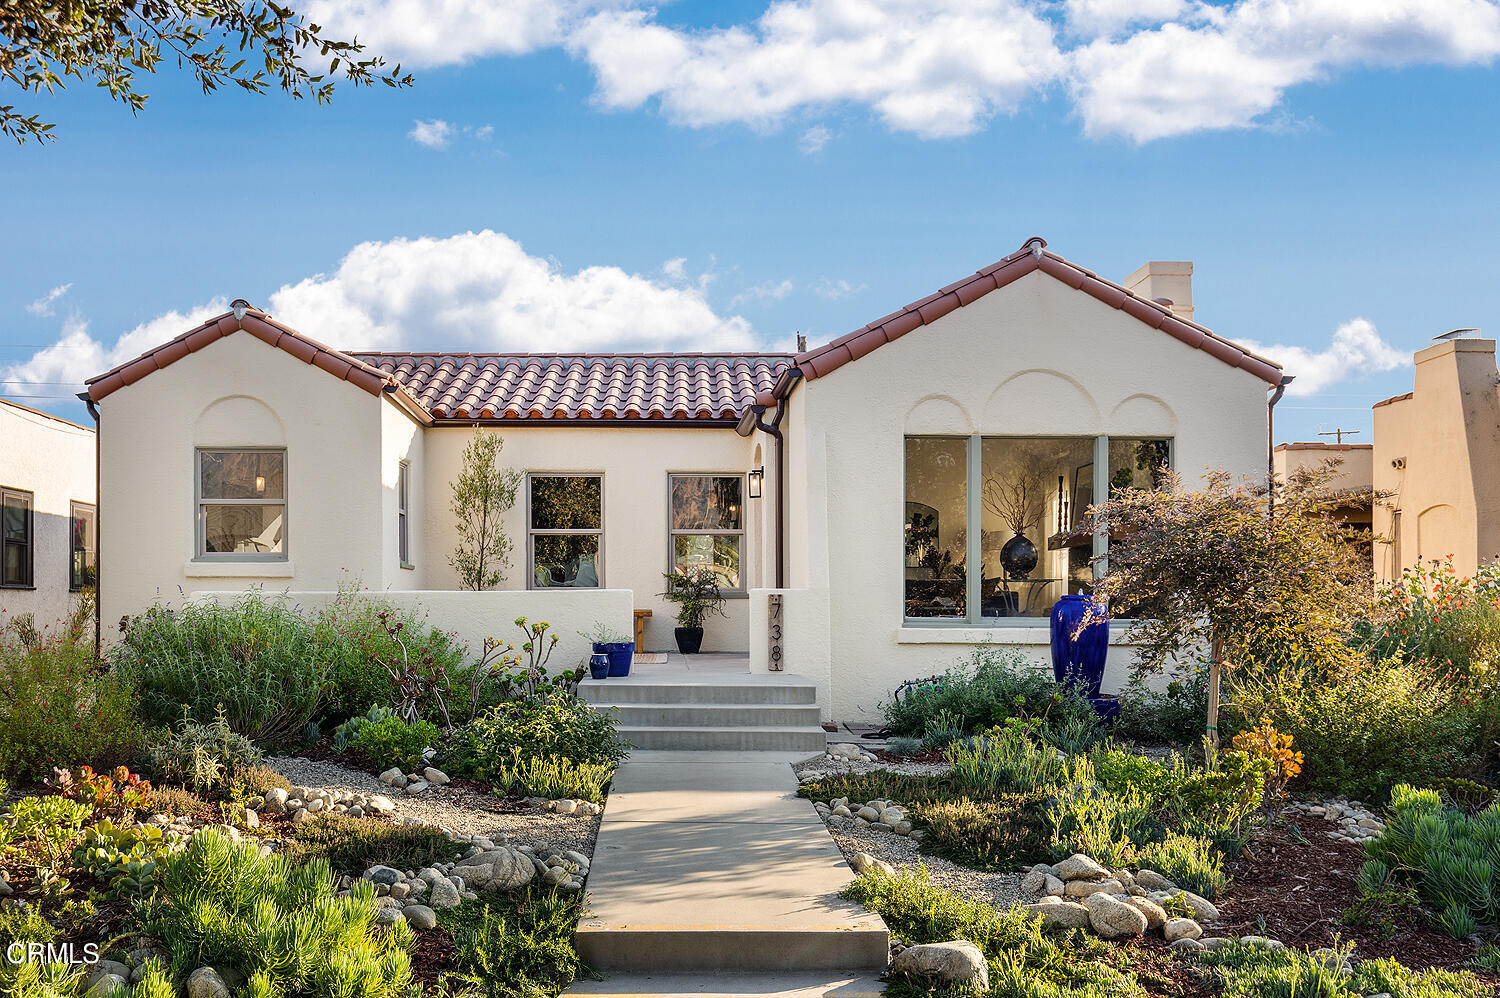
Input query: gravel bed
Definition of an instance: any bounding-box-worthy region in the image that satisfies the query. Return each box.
[265,755,602,858]
[819,811,1023,909]
[793,757,951,780]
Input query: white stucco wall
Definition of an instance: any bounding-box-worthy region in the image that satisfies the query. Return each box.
[419,426,762,652]
[381,397,426,589]
[787,269,1270,721]
[191,588,634,674]
[0,401,96,628]
[97,332,404,635]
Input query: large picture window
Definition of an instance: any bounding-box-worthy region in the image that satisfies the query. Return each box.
[669,474,744,591]
[905,435,1170,623]
[529,474,602,588]
[197,449,286,558]
[70,501,96,590]
[1,487,33,588]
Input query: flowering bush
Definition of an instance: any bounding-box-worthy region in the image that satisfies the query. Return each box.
[1230,723,1303,804]
[1355,557,1500,683]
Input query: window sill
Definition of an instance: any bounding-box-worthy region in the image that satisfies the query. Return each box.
[183,560,295,578]
[0,584,36,591]
[895,624,1141,646]
[399,562,415,571]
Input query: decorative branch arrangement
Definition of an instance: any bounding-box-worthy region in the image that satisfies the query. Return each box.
[982,468,1046,534]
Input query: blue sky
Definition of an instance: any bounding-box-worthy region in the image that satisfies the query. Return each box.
[3,0,1500,444]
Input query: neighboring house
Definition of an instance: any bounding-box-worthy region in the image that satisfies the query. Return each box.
[1272,442,1374,559]
[1373,333,1500,582]
[86,238,1282,720]
[0,397,97,630]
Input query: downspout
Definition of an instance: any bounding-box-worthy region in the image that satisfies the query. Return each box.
[1266,375,1295,525]
[77,391,101,658]
[737,369,802,590]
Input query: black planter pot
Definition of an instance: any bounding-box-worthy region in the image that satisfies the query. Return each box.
[999,530,1039,579]
[675,626,704,654]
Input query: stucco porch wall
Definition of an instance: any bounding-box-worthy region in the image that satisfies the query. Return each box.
[747,587,833,719]
[785,269,1269,722]
[189,588,635,673]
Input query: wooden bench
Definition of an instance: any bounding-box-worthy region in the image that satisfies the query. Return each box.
[633,609,652,652]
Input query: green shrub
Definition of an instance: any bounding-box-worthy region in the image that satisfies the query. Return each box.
[1091,745,1264,839]
[285,813,463,877]
[944,726,1081,795]
[442,886,588,997]
[350,715,441,772]
[0,629,145,780]
[1043,782,1160,868]
[145,829,414,989]
[10,795,94,872]
[116,591,328,743]
[1355,558,1500,684]
[229,764,292,803]
[144,785,213,820]
[491,754,614,803]
[1228,656,1496,802]
[446,690,627,784]
[1135,832,1226,898]
[333,704,401,752]
[1365,783,1500,938]
[145,708,263,795]
[1195,941,1486,998]
[842,869,1135,995]
[1339,884,1423,941]
[918,792,1053,870]
[1113,666,1210,745]
[882,646,1101,741]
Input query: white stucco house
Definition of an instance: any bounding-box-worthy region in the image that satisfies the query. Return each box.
[86,238,1282,721]
[0,397,97,630]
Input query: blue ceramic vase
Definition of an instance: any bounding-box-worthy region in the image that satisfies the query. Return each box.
[1050,594,1109,700]
[588,653,611,681]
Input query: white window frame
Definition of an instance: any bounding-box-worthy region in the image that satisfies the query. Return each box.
[397,460,413,570]
[0,486,34,589]
[901,434,1172,627]
[667,472,747,595]
[194,447,288,561]
[526,472,604,590]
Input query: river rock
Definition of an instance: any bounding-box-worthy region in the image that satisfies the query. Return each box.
[449,847,536,890]
[1164,917,1203,941]
[1123,896,1167,931]
[1026,900,1092,930]
[1133,868,1177,892]
[404,904,438,930]
[892,941,988,990]
[1084,893,1149,939]
[1055,854,1109,882]
[1064,878,1124,898]
[185,967,232,998]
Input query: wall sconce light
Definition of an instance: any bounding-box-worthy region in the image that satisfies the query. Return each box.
[748,467,764,499]
[254,476,267,493]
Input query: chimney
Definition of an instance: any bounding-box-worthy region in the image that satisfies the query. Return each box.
[1123,261,1195,325]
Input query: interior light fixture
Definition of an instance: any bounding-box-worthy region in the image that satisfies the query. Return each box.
[748,467,764,499]
[254,476,267,493]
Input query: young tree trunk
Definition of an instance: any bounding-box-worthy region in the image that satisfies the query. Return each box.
[1206,634,1224,767]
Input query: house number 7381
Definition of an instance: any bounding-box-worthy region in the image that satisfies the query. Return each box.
[767,594,784,672]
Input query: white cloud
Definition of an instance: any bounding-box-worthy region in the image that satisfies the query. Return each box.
[814,277,864,299]
[661,257,688,280]
[1239,317,1408,396]
[26,283,72,316]
[1069,0,1500,142]
[304,0,580,67]
[799,125,832,154]
[730,278,795,306]
[568,0,1067,139]
[3,233,757,391]
[409,119,455,148]
[1062,0,1193,37]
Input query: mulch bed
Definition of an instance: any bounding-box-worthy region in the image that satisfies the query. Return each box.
[408,925,458,986]
[1215,813,1494,976]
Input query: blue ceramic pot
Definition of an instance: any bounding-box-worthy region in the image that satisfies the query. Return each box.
[1050,594,1109,700]
[593,641,634,677]
[588,653,611,681]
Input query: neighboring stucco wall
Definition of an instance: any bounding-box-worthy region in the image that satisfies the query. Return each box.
[98,332,395,636]
[0,402,96,628]
[419,426,761,652]
[190,588,634,674]
[1273,444,1372,495]
[787,269,1270,721]
[381,399,426,589]
[1373,339,1500,582]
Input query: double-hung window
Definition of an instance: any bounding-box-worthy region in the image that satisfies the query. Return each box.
[904,435,1170,623]
[70,501,96,590]
[397,460,413,569]
[529,474,602,588]
[197,449,286,559]
[669,474,745,591]
[0,487,33,588]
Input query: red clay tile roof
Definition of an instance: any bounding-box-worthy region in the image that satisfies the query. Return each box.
[1373,391,1414,409]
[86,306,395,403]
[353,353,792,421]
[794,237,1284,387]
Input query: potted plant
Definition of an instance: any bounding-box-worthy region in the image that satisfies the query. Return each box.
[660,567,727,654]
[581,622,635,677]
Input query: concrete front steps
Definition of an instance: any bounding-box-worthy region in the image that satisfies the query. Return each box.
[564,972,884,997]
[579,674,826,752]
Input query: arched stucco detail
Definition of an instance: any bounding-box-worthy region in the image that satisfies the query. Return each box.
[1417,503,1458,564]
[905,395,973,435]
[195,395,285,446]
[1108,393,1178,436]
[982,370,1101,435]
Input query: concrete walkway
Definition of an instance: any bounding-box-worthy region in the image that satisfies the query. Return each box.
[570,751,889,977]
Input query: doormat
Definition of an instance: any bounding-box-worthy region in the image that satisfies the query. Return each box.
[634,653,669,665]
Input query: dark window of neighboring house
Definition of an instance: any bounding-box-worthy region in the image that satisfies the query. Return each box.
[1,487,34,588]
[398,460,412,568]
[70,501,96,590]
